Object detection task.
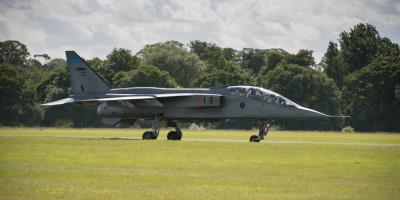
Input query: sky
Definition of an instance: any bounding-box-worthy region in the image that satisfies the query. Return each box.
[0,0,399,62]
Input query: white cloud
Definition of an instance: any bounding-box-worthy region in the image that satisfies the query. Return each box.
[0,0,399,62]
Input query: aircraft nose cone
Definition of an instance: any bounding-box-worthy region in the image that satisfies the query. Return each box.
[296,106,329,118]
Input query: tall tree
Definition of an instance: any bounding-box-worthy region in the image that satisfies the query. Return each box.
[138,41,205,87]
[0,40,30,67]
[343,56,400,132]
[96,48,140,84]
[288,49,315,67]
[320,42,346,88]
[240,48,268,74]
[196,63,254,87]
[339,23,400,73]
[0,63,26,124]
[0,63,38,125]
[113,64,178,88]
[259,62,343,130]
[189,40,226,69]
[46,58,67,71]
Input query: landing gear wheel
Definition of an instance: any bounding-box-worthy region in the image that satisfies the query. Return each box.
[142,131,157,140]
[167,131,182,140]
[249,135,261,142]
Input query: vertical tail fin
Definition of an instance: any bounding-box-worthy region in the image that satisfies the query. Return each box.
[66,51,111,95]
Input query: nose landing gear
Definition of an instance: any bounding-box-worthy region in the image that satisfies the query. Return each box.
[249,120,270,142]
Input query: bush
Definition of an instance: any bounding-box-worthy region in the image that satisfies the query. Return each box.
[341,126,355,133]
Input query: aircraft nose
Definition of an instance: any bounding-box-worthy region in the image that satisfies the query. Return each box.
[296,106,329,118]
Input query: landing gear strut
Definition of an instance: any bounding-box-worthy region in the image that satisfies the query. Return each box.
[141,116,183,141]
[249,120,270,142]
[166,120,182,140]
[142,114,161,140]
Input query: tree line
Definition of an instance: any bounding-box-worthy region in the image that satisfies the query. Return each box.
[0,23,399,131]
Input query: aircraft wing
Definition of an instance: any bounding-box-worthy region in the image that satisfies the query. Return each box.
[106,93,222,98]
[155,93,222,98]
[40,97,78,106]
[40,93,222,107]
[80,95,155,102]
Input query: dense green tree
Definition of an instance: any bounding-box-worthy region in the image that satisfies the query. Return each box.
[0,40,30,67]
[222,48,240,63]
[107,48,139,71]
[189,40,226,69]
[259,63,343,130]
[0,63,26,124]
[378,37,400,57]
[257,49,315,85]
[94,48,140,84]
[260,49,290,72]
[320,42,346,88]
[24,59,49,91]
[36,67,70,103]
[138,41,205,87]
[113,64,178,88]
[339,24,380,72]
[46,58,67,71]
[343,56,400,132]
[0,40,44,125]
[196,63,254,87]
[339,23,399,73]
[288,49,315,67]
[0,63,38,125]
[239,48,268,74]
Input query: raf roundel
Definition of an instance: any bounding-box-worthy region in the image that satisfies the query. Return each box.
[240,102,246,109]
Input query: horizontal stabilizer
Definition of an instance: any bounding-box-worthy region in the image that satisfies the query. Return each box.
[327,115,351,118]
[40,98,77,106]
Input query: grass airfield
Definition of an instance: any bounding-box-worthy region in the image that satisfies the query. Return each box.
[0,128,399,199]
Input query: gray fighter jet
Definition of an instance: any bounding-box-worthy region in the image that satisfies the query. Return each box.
[42,51,340,142]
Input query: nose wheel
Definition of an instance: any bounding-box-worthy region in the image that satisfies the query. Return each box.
[249,135,261,142]
[249,120,270,142]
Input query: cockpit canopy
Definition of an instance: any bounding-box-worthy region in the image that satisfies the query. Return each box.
[227,86,298,108]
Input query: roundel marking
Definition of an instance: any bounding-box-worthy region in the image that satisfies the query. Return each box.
[240,102,246,109]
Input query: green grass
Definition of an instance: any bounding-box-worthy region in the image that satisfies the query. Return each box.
[0,128,399,199]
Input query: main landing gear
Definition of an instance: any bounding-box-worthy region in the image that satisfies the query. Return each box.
[142,114,161,140]
[166,120,182,140]
[249,120,270,142]
[142,115,182,141]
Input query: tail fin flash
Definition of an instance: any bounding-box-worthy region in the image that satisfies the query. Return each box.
[66,51,111,95]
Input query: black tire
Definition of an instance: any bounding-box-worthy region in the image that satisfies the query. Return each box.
[142,131,156,140]
[250,135,260,142]
[167,131,182,140]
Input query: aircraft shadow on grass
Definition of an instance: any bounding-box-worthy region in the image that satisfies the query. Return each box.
[80,137,141,141]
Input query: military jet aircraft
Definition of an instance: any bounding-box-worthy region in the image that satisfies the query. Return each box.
[42,51,341,142]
